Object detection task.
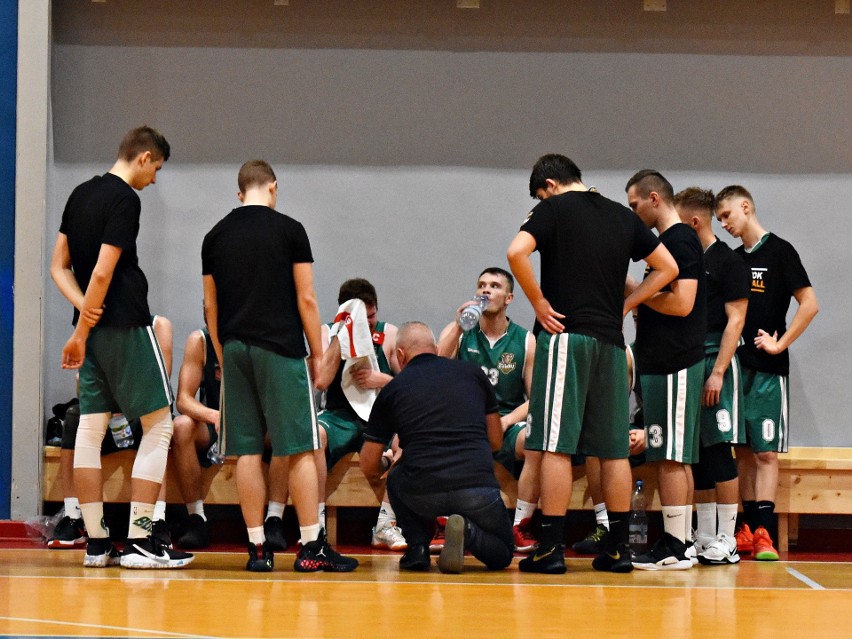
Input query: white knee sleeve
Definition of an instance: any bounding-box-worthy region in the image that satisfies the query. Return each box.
[131,412,173,483]
[73,413,110,469]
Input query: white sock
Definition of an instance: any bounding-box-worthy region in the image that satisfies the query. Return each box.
[684,505,694,542]
[594,502,610,530]
[318,502,326,529]
[514,499,536,527]
[300,523,321,545]
[662,506,686,543]
[64,497,82,520]
[376,501,395,528]
[187,500,207,521]
[696,502,716,540]
[266,501,286,520]
[129,502,155,539]
[80,502,108,539]
[153,500,167,522]
[717,503,739,538]
[247,525,264,545]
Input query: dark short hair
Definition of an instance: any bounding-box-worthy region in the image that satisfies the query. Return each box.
[338,278,378,307]
[529,154,583,198]
[625,169,674,203]
[237,160,277,194]
[716,184,754,205]
[478,266,515,293]
[117,126,170,162]
[674,187,715,219]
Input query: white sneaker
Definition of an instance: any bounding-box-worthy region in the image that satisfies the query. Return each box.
[698,533,741,565]
[371,521,408,551]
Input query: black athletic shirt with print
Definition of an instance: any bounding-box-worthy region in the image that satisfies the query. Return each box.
[704,237,751,343]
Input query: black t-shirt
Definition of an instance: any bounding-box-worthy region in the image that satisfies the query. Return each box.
[735,233,811,375]
[520,191,659,347]
[201,205,314,358]
[58,173,152,327]
[704,238,751,349]
[635,223,706,374]
[364,353,500,494]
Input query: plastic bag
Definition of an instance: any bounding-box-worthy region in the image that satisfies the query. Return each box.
[24,508,65,545]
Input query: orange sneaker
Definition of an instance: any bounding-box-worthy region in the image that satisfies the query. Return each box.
[429,516,447,554]
[735,523,754,555]
[752,526,779,561]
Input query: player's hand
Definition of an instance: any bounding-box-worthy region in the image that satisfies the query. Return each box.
[79,307,104,328]
[629,429,646,455]
[351,367,387,390]
[62,335,86,369]
[755,329,783,355]
[532,298,565,334]
[702,371,723,407]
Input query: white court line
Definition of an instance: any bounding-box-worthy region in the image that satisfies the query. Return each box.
[0,614,218,638]
[786,567,826,590]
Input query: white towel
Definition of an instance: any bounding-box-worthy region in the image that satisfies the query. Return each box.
[329,299,379,421]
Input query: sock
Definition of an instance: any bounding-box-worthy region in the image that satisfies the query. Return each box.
[80,502,109,539]
[266,501,286,520]
[593,502,610,530]
[755,500,775,532]
[662,506,686,543]
[64,497,82,520]
[300,523,321,545]
[684,505,694,543]
[153,500,167,522]
[187,500,207,521]
[539,514,565,548]
[696,502,716,540]
[247,525,265,545]
[376,501,395,528]
[318,502,326,529]
[128,502,155,539]
[742,500,757,528]
[514,499,536,527]
[606,511,629,552]
[717,503,738,537]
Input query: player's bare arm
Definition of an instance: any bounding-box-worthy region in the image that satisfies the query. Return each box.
[507,231,566,334]
[704,297,747,407]
[623,244,678,317]
[176,330,220,427]
[754,286,819,355]
[293,261,323,383]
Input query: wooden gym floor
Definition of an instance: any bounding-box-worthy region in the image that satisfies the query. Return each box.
[1,545,852,639]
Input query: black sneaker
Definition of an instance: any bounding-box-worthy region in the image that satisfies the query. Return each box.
[176,514,210,549]
[294,529,359,573]
[572,523,608,554]
[247,542,274,572]
[48,515,87,549]
[399,545,430,571]
[152,520,172,549]
[592,543,634,573]
[437,514,466,574]
[632,533,693,571]
[264,516,288,552]
[83,537,120,568]
[120,536,195,569]
[518,543,567,574]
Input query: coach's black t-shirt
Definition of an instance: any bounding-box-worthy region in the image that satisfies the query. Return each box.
[521,191,659,348]
[365,354,500,494]
[635,223,706,374]
[735,233,811,376]
[201,205,313,359]
[59,173,152,327]
[704,237,751,351]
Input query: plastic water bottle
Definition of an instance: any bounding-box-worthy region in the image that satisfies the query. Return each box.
[628,479,648,555]
[207,442,225,465]
[108,413,134,449]
[458,295,489,332]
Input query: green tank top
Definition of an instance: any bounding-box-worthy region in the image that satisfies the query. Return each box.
[458,319,528,417]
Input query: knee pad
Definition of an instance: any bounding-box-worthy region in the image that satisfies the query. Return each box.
[73,413,110,469]
[131,412,174,483]
[61,404,80,450]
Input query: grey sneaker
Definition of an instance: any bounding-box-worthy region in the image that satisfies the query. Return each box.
[83,537,120,568]
[437,514,466,574]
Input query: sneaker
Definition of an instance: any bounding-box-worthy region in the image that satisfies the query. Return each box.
[152,520,172,549]
[632,533,693,571]
[176,514,210,549]
[372,520,408,551]
[294,529,359,572]
[437,514,466,574]
[246,542,274,572]
[698,533,741,565]
[264,516,288,552]
[513,517,539,553]
[429,516,448,554]
[399,545,430,571]
[572,523,608,555]
[48,516,87,549]
[592,543,634,573]
[752,526,779,561]
[735,523,754,555]
[684,543,699,567]
[120,536,195,569]
[83,537,120,568]
[518,543,567,574]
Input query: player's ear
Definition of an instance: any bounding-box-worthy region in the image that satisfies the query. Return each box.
[237,191,245,203]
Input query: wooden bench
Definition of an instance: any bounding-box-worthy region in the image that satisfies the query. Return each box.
[42,446,852,550]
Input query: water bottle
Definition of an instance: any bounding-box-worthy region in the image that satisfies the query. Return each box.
[628,479,648,555]
[458,295,489,332]
[207,442,225,465]
[108,413,134,449]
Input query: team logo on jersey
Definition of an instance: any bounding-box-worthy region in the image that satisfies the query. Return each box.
[497,353,517,374]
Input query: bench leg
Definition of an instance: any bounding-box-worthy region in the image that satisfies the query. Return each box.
[326,506,338,545]
[778,514,789,552]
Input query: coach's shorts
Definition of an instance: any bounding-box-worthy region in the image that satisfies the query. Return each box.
[741,367,789,454]
[220,341,319,457]
[78,325,173,420]
[641,360,703,464]
[700,353,746,447]
[526,332,629,459]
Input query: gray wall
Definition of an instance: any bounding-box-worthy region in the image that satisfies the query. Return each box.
[44,1,852,445]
